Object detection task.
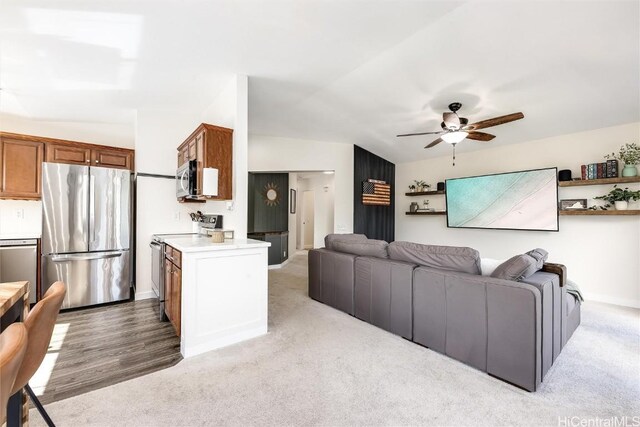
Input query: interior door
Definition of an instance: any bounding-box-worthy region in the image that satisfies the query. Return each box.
[41,162,89,254]
[302,190,315,249]
[89,167,131,251]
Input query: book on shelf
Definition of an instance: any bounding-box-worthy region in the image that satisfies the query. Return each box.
[581,165,587,180]
[606,159,618,178]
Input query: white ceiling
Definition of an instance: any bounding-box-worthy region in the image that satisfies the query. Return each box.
[1,1,638,162]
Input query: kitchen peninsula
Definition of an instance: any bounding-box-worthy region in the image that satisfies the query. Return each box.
[163,236,270,358]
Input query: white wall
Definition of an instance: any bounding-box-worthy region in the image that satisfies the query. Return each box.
[396,122,640,308]
[134,75,249,300]
[248,135,353,236]
[0,113,135,148]
[0,200,42,239]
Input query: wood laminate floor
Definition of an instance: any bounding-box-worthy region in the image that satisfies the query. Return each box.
[32,299,182,405]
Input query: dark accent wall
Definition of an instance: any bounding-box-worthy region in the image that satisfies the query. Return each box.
[248,173,289,233]
[353,145,395,242]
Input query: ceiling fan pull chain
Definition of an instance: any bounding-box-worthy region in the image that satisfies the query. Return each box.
[452,143,456,166]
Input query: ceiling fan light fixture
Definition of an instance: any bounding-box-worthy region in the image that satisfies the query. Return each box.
[441,131,468,144]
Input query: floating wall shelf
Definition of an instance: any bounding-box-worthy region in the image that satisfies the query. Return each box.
[558,177,640,187]
[405,190,445,196]
[559,209,640,216]
[405,211,446,216]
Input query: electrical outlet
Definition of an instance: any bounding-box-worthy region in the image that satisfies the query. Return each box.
[16,209,24,219]
[174,212,181,221]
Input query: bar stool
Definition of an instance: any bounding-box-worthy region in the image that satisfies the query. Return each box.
[11,281,66,427]
[1,323,28,425]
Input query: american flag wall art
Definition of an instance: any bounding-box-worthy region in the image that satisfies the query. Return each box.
[362,179,391,206]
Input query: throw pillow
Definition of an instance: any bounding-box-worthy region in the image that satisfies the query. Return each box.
[490,254,537,281]
[480,258,506,276]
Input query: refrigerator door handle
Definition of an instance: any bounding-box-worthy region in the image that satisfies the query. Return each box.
[50,252,122,262]
[89,174,96,243]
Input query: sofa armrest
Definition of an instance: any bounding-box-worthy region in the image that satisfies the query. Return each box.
[541,263,567,287]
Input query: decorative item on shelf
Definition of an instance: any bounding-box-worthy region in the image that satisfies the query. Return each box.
[605,142,639,177]
[409,202,419,212]
[422,199,430,210]
[408,184,416,193]
[559,199,587,210]
[413,180,430,192]
[363,179,391,206]
[594,185,640,211]
[558,170,572,182]
[437,182,445,192]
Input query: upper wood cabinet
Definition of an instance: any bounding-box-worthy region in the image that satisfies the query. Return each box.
[0,135,44,200]
[177,123,233,201]
[46,143,91,165]
[1,131,135,200]
[91,147,133,170]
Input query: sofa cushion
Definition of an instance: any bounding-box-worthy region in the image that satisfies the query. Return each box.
[523,248,549,277]
[324,233,367,250]
[332,240,389,259]
[388,241,481,274]
[491,255,537,281]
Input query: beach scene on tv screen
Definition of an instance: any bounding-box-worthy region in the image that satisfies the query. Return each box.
[446,168,558,231]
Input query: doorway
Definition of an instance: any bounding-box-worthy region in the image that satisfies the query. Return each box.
[301,190,315,250]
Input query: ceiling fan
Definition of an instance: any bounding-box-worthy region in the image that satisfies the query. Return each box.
[397,102,524,149]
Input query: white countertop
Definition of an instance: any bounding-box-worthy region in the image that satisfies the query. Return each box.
[163,236,270,253]
[0,234,41,240]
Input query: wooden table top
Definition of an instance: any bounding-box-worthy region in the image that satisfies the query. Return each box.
[0,281,29,316]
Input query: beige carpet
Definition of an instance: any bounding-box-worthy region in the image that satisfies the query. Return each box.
[32,254,640,426]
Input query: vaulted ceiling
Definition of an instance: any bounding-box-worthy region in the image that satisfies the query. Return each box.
[1,1,638,162]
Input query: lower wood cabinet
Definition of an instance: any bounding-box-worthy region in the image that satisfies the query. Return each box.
[164,246,182,337]
[0,136,44,199]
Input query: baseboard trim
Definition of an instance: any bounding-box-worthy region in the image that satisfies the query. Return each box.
[585,292,640,309]
[268,258,291,270]
[135,291,157,301]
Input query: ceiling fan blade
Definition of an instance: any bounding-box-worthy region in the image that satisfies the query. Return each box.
[466,112,524,130]
[443,112,460,129]
[397,131,443,137]
[425,138,443,149]
[466,131,496,142]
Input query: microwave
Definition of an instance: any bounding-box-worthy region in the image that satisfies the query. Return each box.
[176,160,197,198]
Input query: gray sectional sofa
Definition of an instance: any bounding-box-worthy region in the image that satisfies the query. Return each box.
[308,234,581,392]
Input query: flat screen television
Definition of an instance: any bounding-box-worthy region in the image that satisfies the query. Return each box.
[445,167,559,232]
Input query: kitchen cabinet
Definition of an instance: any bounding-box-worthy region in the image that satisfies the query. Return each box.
[177,123,233,201]
[1,131,134,201]
[46,143,91,165]
[164,245,182,337]
[0,134,44,200]
[91,147,133,170]
[47,142,133,170]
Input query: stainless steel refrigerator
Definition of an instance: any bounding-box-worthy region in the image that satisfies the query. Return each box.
[41,162,132,309]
